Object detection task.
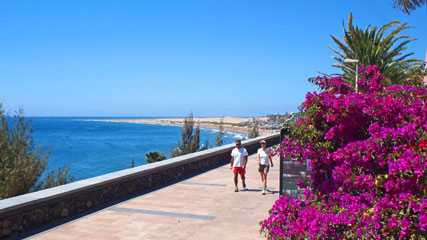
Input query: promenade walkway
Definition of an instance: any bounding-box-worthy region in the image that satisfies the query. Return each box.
[29,154,279,240]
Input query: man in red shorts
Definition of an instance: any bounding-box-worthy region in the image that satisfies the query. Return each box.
[230,139,249,192]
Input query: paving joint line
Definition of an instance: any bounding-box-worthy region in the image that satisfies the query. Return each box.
[108,207,216,221]
[180,182,227,187]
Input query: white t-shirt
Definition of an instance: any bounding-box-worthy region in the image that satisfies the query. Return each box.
[231,147,248,167]
[258,148,270,165]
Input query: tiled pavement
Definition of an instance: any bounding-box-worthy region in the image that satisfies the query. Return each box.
[29,154,280,240]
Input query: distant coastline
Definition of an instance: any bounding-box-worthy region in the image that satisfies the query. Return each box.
[89,117,277,136]
[31,117,243,180]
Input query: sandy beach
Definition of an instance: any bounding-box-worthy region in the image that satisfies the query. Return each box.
[90,117,276,136]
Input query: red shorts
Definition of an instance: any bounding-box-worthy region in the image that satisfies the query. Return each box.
[233,167,245,175]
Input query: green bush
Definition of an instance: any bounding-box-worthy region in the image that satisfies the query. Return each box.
[0,104,74,200]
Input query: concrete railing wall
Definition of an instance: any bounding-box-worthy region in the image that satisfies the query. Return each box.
[0,133,280,238]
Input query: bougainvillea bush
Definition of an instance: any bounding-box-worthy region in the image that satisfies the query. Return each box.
[261,65,427,239]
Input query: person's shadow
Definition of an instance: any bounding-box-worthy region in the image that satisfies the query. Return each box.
[243,188,279,194]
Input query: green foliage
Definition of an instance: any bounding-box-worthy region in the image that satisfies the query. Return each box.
[0,104,74,200]
[190,124,200,152]
[200,139,210,151]
[145,151,167,163]
[248,118,259,139]
[391,0,426,14]
[171,112,210,157]
[34,164,75,191]
[330,13,424,86]
[0,106,48,199]
[215,118,224,146]
[171,112,195,157]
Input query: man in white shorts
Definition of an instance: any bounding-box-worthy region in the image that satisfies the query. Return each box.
[230,139,248,192]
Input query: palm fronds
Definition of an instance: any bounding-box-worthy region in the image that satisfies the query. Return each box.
[391,0,427,14]
[329,13,424,87]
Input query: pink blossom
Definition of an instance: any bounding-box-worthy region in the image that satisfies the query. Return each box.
[261,65,427,239]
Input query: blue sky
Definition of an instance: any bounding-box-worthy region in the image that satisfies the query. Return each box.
[1,1,426,117]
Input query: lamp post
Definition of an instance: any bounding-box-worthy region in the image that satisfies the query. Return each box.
[344,58,359,93]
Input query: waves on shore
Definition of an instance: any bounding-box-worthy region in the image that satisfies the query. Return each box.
[200,127,247,140]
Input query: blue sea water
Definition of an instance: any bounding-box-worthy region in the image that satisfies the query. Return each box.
[32,117,244,180]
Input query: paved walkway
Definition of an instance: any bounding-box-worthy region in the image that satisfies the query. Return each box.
[29,154,280,240]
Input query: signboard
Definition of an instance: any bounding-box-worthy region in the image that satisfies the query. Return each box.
[279,128,311,199]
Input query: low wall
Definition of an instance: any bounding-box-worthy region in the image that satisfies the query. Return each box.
[0,133,280,238]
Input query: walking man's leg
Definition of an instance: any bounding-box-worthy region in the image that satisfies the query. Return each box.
[241,173,246,190]
[234,172,239,192]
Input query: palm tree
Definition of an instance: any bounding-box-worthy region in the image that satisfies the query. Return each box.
[391,0,426,14]
[330,13,424,86]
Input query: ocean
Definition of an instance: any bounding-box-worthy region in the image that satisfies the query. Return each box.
[32,117,245,181]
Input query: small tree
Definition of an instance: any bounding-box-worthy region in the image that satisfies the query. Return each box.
[172,113,194,157]
[190,124,200,152]
[145,151,167,163]
[171,113,207,157]
[0,105,74,199]
[215,118,224,146]
[248,118,259,138]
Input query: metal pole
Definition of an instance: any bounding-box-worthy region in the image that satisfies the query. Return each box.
[355,64,358,93]
[279,128,284,195]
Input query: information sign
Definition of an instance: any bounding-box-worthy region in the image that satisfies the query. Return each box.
[279,128,311,198]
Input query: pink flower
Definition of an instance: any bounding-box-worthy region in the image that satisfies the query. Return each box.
[261,65,427,239]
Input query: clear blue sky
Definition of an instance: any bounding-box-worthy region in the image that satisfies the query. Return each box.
[1,1,426,117]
